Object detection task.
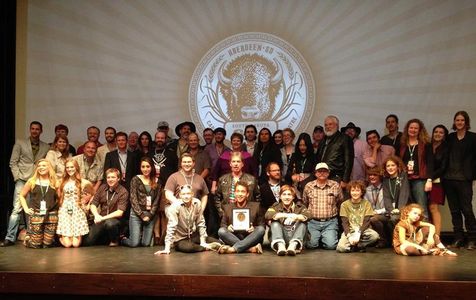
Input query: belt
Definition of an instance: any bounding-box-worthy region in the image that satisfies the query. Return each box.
[313,216,336,222]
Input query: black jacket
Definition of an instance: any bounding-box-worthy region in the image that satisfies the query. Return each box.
[316,131,354,183]
[444,131,476,181]
[103,150,139,190]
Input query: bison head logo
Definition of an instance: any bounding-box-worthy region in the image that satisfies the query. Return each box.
[218,54,283,120]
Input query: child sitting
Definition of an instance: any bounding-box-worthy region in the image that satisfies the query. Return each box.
[393,203,457,256]
[337,180,379,253]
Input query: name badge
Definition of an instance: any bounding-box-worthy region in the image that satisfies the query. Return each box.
[146,196,152,210]
[40,200,47,215]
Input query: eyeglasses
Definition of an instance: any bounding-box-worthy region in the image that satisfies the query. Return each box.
[269,169,281,172]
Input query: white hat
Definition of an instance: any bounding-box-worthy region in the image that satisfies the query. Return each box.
[315,162,329,171]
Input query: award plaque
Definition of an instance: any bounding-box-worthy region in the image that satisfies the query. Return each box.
[232,208,250,231]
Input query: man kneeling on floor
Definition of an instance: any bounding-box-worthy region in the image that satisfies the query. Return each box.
[83,168,129,246]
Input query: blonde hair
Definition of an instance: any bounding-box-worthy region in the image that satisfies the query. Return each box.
[401,118,430,145]
[28,159,57,189]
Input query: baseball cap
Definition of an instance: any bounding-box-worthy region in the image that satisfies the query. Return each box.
[157,121,169,130]
[315,162,329,171]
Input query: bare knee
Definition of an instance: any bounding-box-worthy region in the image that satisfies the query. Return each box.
[60,237,72,248]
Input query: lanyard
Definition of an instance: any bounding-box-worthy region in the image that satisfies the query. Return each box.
[106,190,116,215]
[38,180,49,200]
[408,144,417,159]
[371,185,382,207]
[300,157,307,173]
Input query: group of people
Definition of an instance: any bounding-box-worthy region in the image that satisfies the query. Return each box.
[2,110,475,258]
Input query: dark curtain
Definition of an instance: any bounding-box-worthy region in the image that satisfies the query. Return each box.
[0,0,16,238]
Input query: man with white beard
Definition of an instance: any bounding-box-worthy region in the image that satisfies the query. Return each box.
[315,115,354,189]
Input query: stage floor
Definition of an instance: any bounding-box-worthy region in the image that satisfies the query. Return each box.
[1,243,475,299]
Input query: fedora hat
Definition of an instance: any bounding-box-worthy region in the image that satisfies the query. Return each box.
[341,122,361,136]
[175,121,196,136]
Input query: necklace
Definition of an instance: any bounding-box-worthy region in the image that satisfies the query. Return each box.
[180,170,195,188]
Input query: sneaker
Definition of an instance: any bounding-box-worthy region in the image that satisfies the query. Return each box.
[0,240,15,247]
[276,243,286,256]
[287,242,298,256]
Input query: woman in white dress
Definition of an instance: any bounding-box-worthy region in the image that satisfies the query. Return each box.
[56,159,92,248]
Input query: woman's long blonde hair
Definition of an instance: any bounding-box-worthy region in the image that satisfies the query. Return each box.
[28,159,57,189]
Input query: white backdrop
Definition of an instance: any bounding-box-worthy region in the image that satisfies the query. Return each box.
[20,0,476,147]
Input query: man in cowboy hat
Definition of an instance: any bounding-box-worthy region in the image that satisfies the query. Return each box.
[170,121,196,158]
[341,122,367,181]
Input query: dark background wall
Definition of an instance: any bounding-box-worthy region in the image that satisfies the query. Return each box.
[0,0,16,238]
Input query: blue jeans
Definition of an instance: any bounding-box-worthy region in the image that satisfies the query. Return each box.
[410,179,428,218]
[218,225,265,253]
[269,221,307,251]
[122,212,156,247]
[306,218,338,250]
[5,180,27,242]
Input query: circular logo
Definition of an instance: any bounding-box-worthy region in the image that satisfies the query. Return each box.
[237,212,246,222]
[189,32,315,135]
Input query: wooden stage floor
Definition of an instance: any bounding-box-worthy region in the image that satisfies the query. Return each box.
[1,243,475,299]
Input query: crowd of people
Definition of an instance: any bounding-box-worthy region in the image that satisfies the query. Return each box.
[2,110,475,257]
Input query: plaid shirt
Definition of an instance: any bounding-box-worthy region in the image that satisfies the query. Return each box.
[302,179,343,219]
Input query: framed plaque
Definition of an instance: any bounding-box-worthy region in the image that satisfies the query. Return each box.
[232,208,250,231]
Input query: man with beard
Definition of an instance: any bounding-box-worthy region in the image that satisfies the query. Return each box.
[150,131,178,185]
[202,128,214,148]
[149,130,178,244]
[97,127,117,162]
[312,125,325,155]
[170,121,196,159]
[259,162,284,214]
[187,132,211,179]
[302,163,343,250]
[316,115,354,189]
[76,126,102,155]
[341,122,367,182]
[380,114,402,153]
[157,121,173,145]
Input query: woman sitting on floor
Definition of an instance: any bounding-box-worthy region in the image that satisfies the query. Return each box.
[393,203,456,256]
[218,181,265,254]
[265,185,311,256]
[155,184,221,254]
